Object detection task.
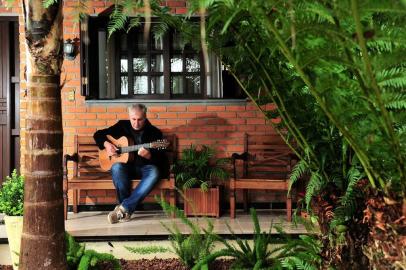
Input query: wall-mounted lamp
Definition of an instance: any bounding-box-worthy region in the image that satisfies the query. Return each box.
[63,39,76,60]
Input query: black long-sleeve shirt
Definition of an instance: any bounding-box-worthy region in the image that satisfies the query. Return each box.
[93,119,167,173]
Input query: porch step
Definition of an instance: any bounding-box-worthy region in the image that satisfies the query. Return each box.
[0,210,312,244]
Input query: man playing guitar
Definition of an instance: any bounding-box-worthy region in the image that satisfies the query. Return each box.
[94,104,165,224]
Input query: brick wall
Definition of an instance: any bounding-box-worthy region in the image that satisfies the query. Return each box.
[0,0,285,207]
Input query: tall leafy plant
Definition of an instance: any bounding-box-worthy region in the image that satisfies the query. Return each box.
[154,0,406,268]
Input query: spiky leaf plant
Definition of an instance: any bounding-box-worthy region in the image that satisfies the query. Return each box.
[158,197,217,269]
[192,208,322,270]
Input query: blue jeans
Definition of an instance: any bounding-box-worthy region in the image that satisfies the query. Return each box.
[111,163,159,214]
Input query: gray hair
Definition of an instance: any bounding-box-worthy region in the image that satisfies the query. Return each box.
[128,104,147,115]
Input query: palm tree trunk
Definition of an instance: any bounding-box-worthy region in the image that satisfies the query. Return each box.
[19,0,66,268]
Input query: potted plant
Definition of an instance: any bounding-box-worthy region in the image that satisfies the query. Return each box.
[172,145,229,217]
[0,169,24,270]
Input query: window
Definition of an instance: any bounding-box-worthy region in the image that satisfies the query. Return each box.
[81,16,244,100]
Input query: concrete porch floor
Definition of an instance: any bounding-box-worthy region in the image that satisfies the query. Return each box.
[64,209,307,239]
[0,210,312,265]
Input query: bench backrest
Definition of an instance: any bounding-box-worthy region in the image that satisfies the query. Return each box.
[243,133,292,180]
[73,134,177,178]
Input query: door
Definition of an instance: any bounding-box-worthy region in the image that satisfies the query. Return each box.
[0,19,20,184]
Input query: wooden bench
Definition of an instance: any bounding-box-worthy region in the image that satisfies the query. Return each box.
[63,134,177,220]
[230,133,296,221]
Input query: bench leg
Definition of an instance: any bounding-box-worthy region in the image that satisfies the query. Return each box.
[63,178,68,220]
[73,189,80,213]
[230,189,236,219]
[169,189,176,218]
[286,194,292,222]
[243,189,249,212]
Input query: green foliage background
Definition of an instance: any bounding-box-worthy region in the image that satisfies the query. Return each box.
[0,169,24,216]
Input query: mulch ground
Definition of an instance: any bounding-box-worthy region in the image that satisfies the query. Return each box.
[1,259,233,270]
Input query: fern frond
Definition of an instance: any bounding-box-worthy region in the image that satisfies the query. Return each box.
[305,172,323,208]
[289,159,308,192]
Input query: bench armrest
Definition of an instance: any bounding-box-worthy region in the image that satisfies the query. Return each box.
[231,152,249,180]
[231,152,249,161]
[63,153,78,179]
[287,153,299,171]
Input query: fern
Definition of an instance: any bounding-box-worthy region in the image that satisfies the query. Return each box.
[305,172,323,208]
[289,159,309,192]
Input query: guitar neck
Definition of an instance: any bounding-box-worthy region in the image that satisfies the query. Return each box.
[120,143,151,153]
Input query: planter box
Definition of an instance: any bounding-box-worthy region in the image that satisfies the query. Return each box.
[184,187,220,217]
[4,215,23,270]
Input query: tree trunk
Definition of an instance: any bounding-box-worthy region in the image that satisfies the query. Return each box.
[19,0,66,269]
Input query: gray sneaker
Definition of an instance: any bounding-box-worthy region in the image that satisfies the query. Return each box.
[107,205,131,224]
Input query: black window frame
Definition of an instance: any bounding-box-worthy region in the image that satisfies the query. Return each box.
[81,16,207,100]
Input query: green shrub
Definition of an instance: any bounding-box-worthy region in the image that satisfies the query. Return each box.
[172,145,229,191]
[65,232,121,270]
[0,169,24,216]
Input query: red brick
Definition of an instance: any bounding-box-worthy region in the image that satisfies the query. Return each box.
[106,190,116,196]
[166,119,187,126]
[107,107,127,113]
[209,133,227,138]
[246,103,257,110]
[76,128,97,134]
[66,107,86,113]
[206,118,226,125]
[166,1,186,7]
[149,119,167,125]
[88,107,106,113]
[187,105,206,112]
[188,119,207,126]
[189,133,207,139]
[117,113,129,119]
[87,190,106,197]
[63,113,75,120]
[226,105,246,111]
[167,106,186,112]
[207,105,225,112]
[147,112,158,119]
[247,119,265,125]
[227,145,245,152]
[107,120,118,126]
[217,112,237,118]
[217,126,236,132]
[238,111,256,118]
[228,119,246,125]
[67,120,86,126]
[175,7,188,14]
[158,112,177,118]
[76,113,97,119]
[195,126,216,132]
[97,197,116,204]
[86,120,107,126]
[82,197,96,204]
[97,114,117,119]
[238,125,252,131]
[256,125,274,132]
[177,112,197,119]
[149,106,167,112]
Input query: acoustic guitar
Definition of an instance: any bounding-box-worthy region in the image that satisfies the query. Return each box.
[99,135,170,171]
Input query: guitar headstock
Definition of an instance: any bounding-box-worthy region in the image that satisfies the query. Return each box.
[150,139,170,150]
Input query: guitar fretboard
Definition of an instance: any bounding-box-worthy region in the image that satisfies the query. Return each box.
[120,143,151,153]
